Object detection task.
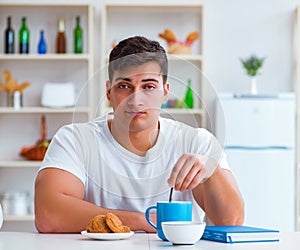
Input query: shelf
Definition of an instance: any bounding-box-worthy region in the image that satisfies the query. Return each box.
[101,2,204,127]
[0,54,90,61]
[0,107,90,114]
[167,54,203,62]
[0,161,41,168]
[100,107,204,116]
[105,3,203,8]
[160,108,204,115]
[4,214,34,221]
[0,2,90,7]
[0,0,95,232]
[105,54,203,63]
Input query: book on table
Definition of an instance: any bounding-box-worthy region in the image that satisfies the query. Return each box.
[201,225,279,243]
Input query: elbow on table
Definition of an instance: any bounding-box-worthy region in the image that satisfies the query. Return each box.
[213,214,244,227]
[227,214,244,226]
[210,205,245,226]
[34,211,61,233]
[221,209,245,226]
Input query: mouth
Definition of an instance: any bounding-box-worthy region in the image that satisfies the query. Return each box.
[125,111,147,117]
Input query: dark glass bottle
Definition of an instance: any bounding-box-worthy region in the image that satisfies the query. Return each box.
[4,16,15,54]
[19,17,29,54]
[74,16,83,53]
[38,30,47,54]
[56,18,66,53]
[184,79,194,109]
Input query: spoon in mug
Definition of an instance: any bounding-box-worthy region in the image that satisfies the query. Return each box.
[168,187,174,202]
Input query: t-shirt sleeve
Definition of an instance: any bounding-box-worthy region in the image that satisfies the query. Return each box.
[189,127,230,171]
[204,130,230,170]
[39,124,86,184]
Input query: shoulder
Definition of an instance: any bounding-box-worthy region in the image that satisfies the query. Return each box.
[55,115,108,140]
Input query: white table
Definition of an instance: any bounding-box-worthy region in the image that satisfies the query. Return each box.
[0,231,299,250]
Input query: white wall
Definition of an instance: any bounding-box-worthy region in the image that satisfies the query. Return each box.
[205,0,295,94]
[203,0,297,129]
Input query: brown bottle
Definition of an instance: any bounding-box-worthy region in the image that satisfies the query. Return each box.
[56,18,66,53]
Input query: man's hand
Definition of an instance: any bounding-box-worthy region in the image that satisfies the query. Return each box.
[167,154,218,192]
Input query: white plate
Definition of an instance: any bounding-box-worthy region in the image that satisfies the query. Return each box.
[81,230,134,240]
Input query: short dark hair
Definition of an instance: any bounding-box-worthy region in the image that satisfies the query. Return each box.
[108,36,168,83]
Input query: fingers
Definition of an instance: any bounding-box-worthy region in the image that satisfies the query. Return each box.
[168,154,204,192]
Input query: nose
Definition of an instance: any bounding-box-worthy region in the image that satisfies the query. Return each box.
[127,89,144,107]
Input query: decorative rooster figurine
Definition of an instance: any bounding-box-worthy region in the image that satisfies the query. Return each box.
[0,69,31,94]
[159,29,199,54]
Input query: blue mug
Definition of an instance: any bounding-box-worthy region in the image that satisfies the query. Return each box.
[145,201,192,241]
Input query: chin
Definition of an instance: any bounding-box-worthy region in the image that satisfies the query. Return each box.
[129,114,159,132]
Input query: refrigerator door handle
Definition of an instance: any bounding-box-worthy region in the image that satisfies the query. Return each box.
[225,146,292,150]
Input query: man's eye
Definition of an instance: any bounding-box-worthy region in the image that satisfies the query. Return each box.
[118,84,130,89]
[144,85,155,90]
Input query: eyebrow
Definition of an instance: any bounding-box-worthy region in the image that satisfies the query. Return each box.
[114,77,131,82]
[142,78,159,83]
[114,77,159,83]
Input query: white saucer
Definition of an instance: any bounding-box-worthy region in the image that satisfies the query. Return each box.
[81,230,134,240]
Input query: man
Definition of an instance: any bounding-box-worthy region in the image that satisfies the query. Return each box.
[34,36,244,233]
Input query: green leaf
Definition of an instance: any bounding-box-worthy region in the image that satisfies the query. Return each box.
[240,55,265,77]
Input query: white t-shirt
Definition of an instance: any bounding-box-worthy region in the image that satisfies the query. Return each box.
[40,114,230,222]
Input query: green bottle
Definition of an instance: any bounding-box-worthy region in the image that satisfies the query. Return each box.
[184,79,194,109]
[74,16,83,53]
[19,17,29,54]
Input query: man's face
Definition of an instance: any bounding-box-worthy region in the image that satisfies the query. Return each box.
[106,61,169,132]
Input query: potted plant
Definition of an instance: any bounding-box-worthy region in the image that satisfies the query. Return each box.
[240,55,265,95]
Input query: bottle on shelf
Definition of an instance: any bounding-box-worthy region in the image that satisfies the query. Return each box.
[19,17,30,54]
[184,79,194,109]
[4,16,15,54]
[56,18,66,53]
[74,16,83,53]
[37,30,47,54]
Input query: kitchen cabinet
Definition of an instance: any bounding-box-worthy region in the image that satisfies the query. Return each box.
[99,3,206,128]
[0,2,94,231]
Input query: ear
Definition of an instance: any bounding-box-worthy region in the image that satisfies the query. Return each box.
[106,80,112,102]
[163,82,170,103]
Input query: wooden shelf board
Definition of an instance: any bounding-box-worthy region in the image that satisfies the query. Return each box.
[167,54,203,61]
[0,54,90,60]
[0,160,41,168]
[0,107,90,114]
[0,2,91,7]
[160,108,204,115]
[4,214,34,221]
[105,3,203,8]
[100,108,204,116]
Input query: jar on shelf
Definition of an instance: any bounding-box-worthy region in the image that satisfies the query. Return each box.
[0,191,30,216]
[7,91,23,109]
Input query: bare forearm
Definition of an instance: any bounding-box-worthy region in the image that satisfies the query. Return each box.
[35,193,154,233]
[193,166,244,225]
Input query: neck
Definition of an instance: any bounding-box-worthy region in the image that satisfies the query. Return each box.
[108,119,160,156]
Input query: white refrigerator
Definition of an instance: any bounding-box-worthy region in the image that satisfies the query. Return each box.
[215,93,296,231]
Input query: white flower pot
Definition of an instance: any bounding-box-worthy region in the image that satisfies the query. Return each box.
[250,77,257,95]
